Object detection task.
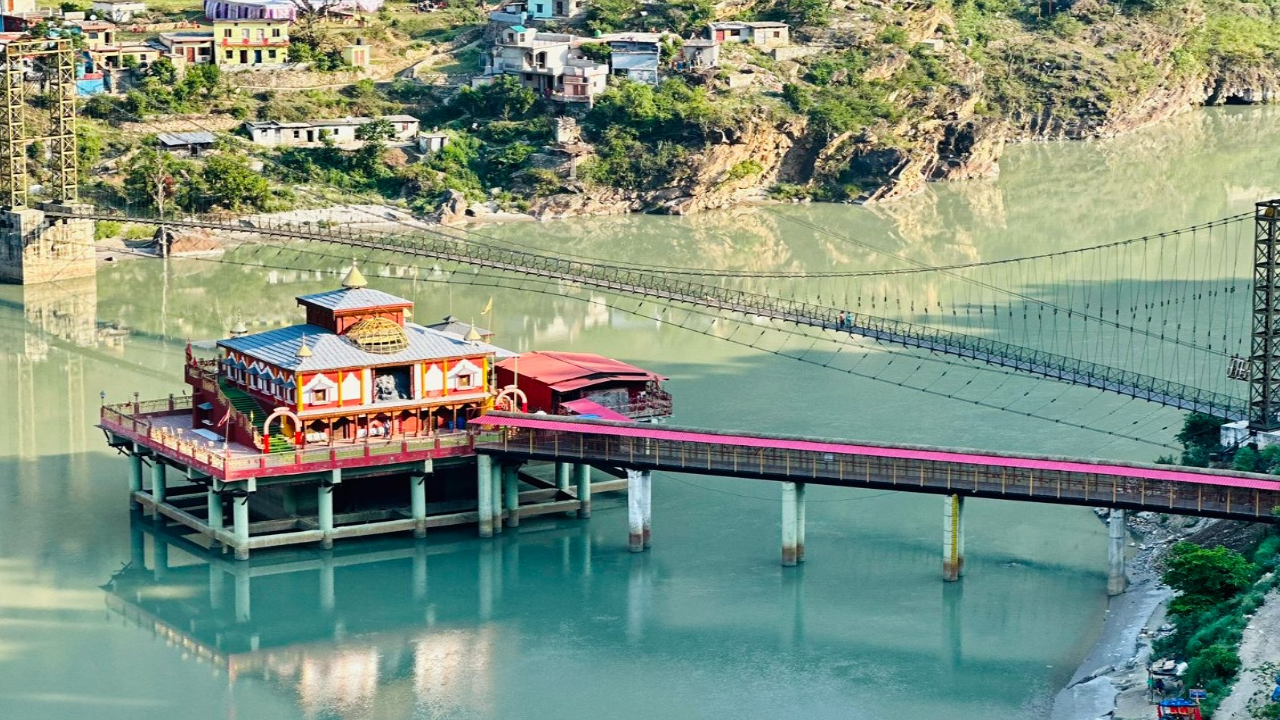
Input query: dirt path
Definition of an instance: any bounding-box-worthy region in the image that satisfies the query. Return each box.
[1215,588,1280,720]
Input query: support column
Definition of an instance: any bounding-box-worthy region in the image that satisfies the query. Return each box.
[503,464,520,528]
[576,463,592,518]
[410,474,427,539]
[128,449,142,504]
[208,488,223,536]
[556,462,571,493]
[1108,508,1127,596]
[150,459,166,505]
[477,454,493,538]
[319,475,336,550]
[491,461,503,534]
[233,491,250,561]
[781,482,798,567]
[943,494,965,582]
[795,482,805,563]
[642,469,652,549]
[627,469,644,552]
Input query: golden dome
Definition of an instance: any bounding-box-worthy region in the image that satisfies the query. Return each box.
[344,316,408,354]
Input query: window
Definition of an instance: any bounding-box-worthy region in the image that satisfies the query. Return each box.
[272,27,280,37]
[268,49,276,59]
[292,130,300,138]
[223,28,231,37]
[313,388,328,402]
[241,29,249,39]
[225,50,232,59]
[456,373,477,389]
[773,31,780,38]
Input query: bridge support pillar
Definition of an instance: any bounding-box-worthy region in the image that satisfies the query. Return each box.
[233,491,251,561]
[943,494,965,582]
[477,454,493,538]
[503,464,520,528]
[576,463,592,519]
[491,462,504,534]
[1108,509,1127,596]
[627,469,652,552]
[782,482,799,567]
[643,470,652,549]
[556,462,571,493]
[795,482,805,562]
[150,459,166,505]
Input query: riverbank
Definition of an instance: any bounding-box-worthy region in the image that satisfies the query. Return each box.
[1215,588,1280,719]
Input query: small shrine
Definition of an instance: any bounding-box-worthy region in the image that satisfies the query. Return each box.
[187,268,511,453]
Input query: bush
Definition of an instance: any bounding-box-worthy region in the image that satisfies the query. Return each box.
[94,220,122,241]
[1163,542,1255,616]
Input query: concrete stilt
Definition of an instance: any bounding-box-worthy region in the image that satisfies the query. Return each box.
[233,492,250,561]
[795,482,805,563]
[128,450,143,504]
[627,469,645,552]
[150,460,166,504]
[503,464,520,528]
[208,489,223,535]
[641,469,652,549]
[491,462,504,534]
[477,454,493,538]
[320,557,336,613]
[782,482,798,567]
[1108,509,1127,596]
[318,482,335,551]
[556,462,571,493]
[576,463,592,518]
[410,474,427,539]
[943,494,965,582]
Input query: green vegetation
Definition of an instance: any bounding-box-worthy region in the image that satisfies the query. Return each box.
[122,144,277,214]
[1154,536,1280,717]
[586,0,714,35]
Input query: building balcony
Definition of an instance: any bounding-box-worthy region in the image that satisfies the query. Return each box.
[220,37,290,47]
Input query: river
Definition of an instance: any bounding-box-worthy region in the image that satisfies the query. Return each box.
[2,106,1279,720]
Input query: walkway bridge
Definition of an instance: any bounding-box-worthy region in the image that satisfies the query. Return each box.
[45,206,1257,421]
[475,411,1280,590]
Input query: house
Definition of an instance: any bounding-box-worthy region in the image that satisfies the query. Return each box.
[488,0,525,25]
[493,351,672,421]
[243,115,421,147]
[596,31,665,54]
[487,26,609,101]
[68,19,117,51]
[0,0,36,14]
[159,31,215,64]
[91,0,146,22]
[157,131,217,156]
[87,42,164,70]
[708,21,790,48]
[417,132,449,153]
[213,18,289,67]
[525,0,580,19]
[342,40,370,69]
[610,52,659,85]
[681,38,719,69]
[203,0,295,21]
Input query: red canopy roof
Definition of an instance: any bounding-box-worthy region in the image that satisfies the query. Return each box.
[560,398,633,422]
[496,351,664,392]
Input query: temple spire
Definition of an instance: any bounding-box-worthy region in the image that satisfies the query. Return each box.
[342,265,368,289]
[297,335,313,358]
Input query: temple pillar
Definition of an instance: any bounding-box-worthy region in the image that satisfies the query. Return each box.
[477,454,493,538]
[576,463,592,518]
[128,448,143,504]
[1108,509,1127,596]
[781,482,798,567]
[503,463,520,528]
[943,494,965,582]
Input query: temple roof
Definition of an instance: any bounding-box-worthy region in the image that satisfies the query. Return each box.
[296,287,412,313]
[220,322,511,372]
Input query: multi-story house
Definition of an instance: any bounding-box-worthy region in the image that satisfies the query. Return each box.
[213,18,290,67]
[486,26,607,101]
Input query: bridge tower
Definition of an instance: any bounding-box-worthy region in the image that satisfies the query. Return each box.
[1251,200,1280,430]
[0,37,95,286]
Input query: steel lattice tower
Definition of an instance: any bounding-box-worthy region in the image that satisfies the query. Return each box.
[1251,200,1280,429]
[0,37,77,207]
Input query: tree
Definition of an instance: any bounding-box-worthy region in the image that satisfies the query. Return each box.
[1162,542,1255,615]
[149,57,178,86]
[355,118,395,143]
[201,154,271,211]
[452,77,538,121]
[1232,446,1259,472]
[123,146,193,216]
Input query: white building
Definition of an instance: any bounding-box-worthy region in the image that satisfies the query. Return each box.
[244,115,421,148]
[91,0,147,22]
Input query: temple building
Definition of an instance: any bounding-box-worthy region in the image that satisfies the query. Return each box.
[188,267,510,453]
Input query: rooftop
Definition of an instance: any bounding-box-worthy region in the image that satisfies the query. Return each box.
[611,52,659,71]
[245,115,419,131]
[296,287,412,312]
[220,322,511,372]
[496,351,665,392]
[157,131,216,146]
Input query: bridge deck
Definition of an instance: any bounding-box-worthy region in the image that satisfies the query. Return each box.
[476,413,1280,522]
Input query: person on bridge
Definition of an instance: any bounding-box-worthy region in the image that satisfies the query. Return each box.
[837,312,846,330]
